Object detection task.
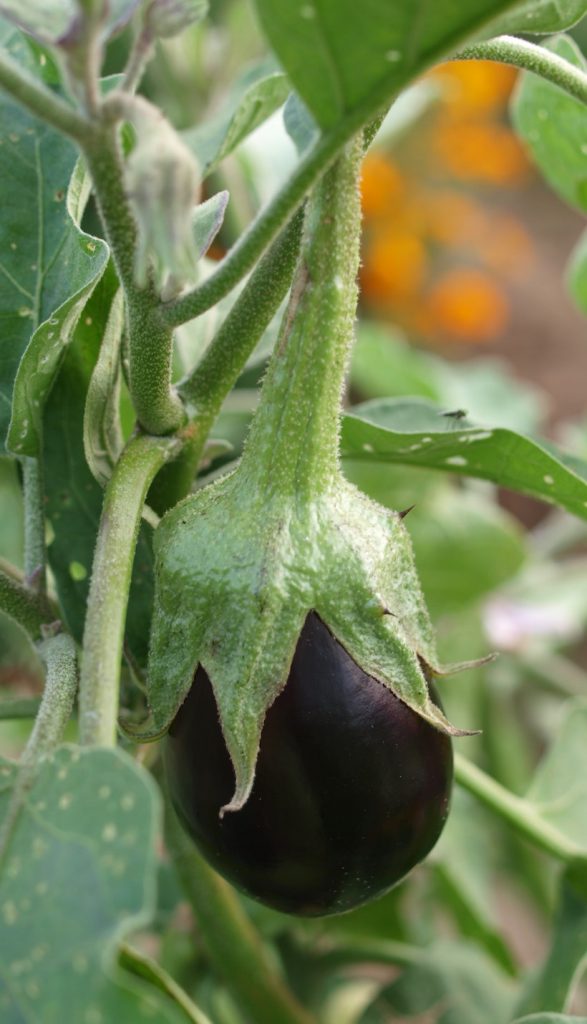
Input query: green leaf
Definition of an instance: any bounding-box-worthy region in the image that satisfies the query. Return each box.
[515,868,587,1016]
[0,745,187,1023]
[0,32,109,456]
[487,0,587,34]
[192,191,229,258]
[43,269,155,666]
[119,945,213,1024]
[283,92,319,154]
[567,226,587,315]
[359,941,515,1024]
[83,288,124,488]
[512,35,587,215]
[0,0,139,44]
[350,325,546,432]
[526,700,587,849]
[253,0,522,131]
[183,69,290,177]
[340,398,587,522]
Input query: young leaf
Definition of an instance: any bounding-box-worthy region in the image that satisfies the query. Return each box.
[0,746,187,1023]
[341,398,587,523]
[192,191,230,259]
[253,0,523,131]
[486,0,587,35]
[567,226,587,315]
[183,69,290,177]
[7,159,109,457]
[83,287,124,488]
[512,35,587,215]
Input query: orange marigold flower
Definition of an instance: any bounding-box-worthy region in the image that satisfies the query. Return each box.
[434,118,530,185]
[361,231,427,301]
[360,153,405,219]
[432,60,518,115]
[426,268,509,342]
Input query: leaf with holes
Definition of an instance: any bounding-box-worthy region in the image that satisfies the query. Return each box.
[0,746,190,1023]
[0,27,108,456]
[512,35,587,215]
[340,398,587,522]
[252,0,523,131]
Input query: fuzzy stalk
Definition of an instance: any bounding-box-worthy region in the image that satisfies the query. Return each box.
[21,456,47,593]
[79,433,181,747]
[0,570,54,639]
[456,35,587,106]
[82,127,185,435]
[238,134,363,499]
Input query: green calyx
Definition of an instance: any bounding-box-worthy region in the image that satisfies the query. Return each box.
[146,135,469,813]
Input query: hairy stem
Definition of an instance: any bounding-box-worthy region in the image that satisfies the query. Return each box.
[165,802,315,1024]
[22,456,46,593]
[454,753,586,865]
[0,570,55,639]
[79,433,181,747]
[0,632,78,863]
[456,35,587,105]
[0,48,90,141]
[161,130,347,328]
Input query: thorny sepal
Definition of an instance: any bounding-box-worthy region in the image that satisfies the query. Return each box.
[146,134,471,815]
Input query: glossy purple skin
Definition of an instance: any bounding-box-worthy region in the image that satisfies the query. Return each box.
[165,613,453,916]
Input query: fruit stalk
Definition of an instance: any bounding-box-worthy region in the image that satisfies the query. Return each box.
[238,132,363,497]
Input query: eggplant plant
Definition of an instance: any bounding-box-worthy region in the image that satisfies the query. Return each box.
[0,1,586,1022]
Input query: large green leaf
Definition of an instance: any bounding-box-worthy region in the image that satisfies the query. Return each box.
[0,746,188,1023]
[253,0,521,131]
[487,0,587,34]
[512,35,587,215]
[183,67,289,177]
[341,399,587,522]
[526,700,587,849]
[0,28,108,456]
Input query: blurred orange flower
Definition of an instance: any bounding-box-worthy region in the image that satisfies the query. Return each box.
[359,58,535,347]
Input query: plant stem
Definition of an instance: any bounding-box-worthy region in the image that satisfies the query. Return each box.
[454,753,586,864]
[0,48,90,141]
[161,129,348,328]
[0,570,55,639]
[82,126,185,435]
[239,135,363,498]
[21,456,46,593]
[165,802,315,1024]
[79,432,181,747]
[179,207,304,426]
[0,632,78,863]
[455,35,587,105]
